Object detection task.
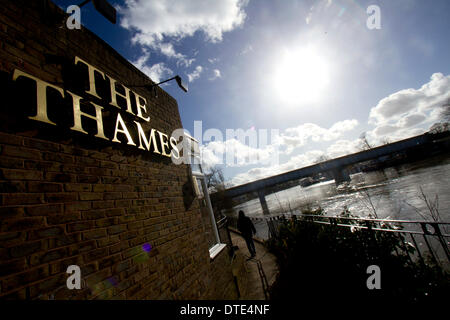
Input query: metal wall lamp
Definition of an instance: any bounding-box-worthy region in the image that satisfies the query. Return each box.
[146,76,188,93]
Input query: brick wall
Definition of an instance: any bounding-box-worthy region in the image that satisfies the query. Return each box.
[0,0,237,300]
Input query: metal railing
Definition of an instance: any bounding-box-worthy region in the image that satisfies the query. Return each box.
[240,213,450,270]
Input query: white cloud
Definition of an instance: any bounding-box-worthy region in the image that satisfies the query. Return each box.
[208,58,219,64]
[131,50,173,83]
[368,73,450,143]
[200,137,277,169]
[369,73,450,125]
[229,150,324,186]
[209,69,222,81]
[277,119,359,154]
[199,118,358,170]
[119,0,248,62]
[239,44,253,55]
[397,113,426,128]
[326,139,362,158]
[187,66,203,82]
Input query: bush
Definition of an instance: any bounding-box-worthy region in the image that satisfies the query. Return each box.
[267,209,449,305]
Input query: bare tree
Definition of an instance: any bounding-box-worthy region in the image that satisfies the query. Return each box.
[205,166,235,215]
[381,137,391,145]
[205,165,226,192]
[358,132,373,150]
[314,154,330,164]
[429,99,450,134]
[440,99,450,122]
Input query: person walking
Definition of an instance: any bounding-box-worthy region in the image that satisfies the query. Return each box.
[237,210,257,259]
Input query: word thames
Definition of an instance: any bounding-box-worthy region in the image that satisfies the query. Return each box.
[12,56,180,159]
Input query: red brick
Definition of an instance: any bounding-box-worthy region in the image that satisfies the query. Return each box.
[0,169,42,180]
[26,204,63,216]
[97,235,120,248]
[0,181,26,193]
[23,138,60,152]
[95,217,117,227]
[65,201,92,212]
[92,184,113,192]
[67,221,95,233]
[83,248,108,263]
[0,206,25,218]
[2,193,44,205]
[47,212,80,225]
[107,224,127,235]
[92,200,114,209]
[45,192,78,203]
[9,240,42,258]
[82,229,107,240]
[79,192,103,201]
[30,247,68,266]
[28,182,63,193]
[104,192,122,200]
[64,183,92,192]
[106,208,125,217]
[1,145,41,160]
[0,258,27,277]
[0,156,24,169]
[28,226,64,240]
[2,217,45,232]
[45,172,77,183]
[68,240,97,256]
[82,209,106,220]
[77,175,100,184]
[2,265,49,293]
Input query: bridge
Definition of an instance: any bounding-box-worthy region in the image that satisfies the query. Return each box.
[211,132,450,231]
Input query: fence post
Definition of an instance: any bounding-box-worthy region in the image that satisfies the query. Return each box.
[258,189,276,238]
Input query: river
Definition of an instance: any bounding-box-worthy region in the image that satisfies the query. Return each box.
[232,154,450,240]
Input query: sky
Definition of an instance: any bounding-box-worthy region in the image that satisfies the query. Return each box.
[54,0,450,187]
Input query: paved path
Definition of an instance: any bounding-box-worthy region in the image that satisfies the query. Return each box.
[229,230,278,300]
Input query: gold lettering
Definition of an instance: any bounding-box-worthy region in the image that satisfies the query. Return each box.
[75,56,105,99]
[158,131,170,157]
[134,121,160,153]
[67,91,109,140]
[12,69,64,125]
[106,75,134,115]
[135,93,150,122]
[170,136,180,159]
[112,113,136,146]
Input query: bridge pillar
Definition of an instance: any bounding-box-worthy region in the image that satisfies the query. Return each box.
[258,189,277,238]
[332,167,351,185]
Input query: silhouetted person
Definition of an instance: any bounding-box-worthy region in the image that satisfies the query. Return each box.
[237,210,256,258]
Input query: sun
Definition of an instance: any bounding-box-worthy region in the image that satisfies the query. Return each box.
[274,47,330,105]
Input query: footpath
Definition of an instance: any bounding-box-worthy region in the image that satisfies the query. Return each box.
[229,230,279,300]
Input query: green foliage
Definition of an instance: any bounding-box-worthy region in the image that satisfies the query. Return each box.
[267,209,449,304]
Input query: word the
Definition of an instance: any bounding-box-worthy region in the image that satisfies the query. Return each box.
[366,265,381,289]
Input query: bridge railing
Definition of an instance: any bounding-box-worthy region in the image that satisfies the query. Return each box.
[239,213,450,270]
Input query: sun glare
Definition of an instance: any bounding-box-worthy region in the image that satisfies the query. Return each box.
[274,47,330,105]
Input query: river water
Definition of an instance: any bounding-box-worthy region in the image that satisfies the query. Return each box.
[233,154,450,240]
